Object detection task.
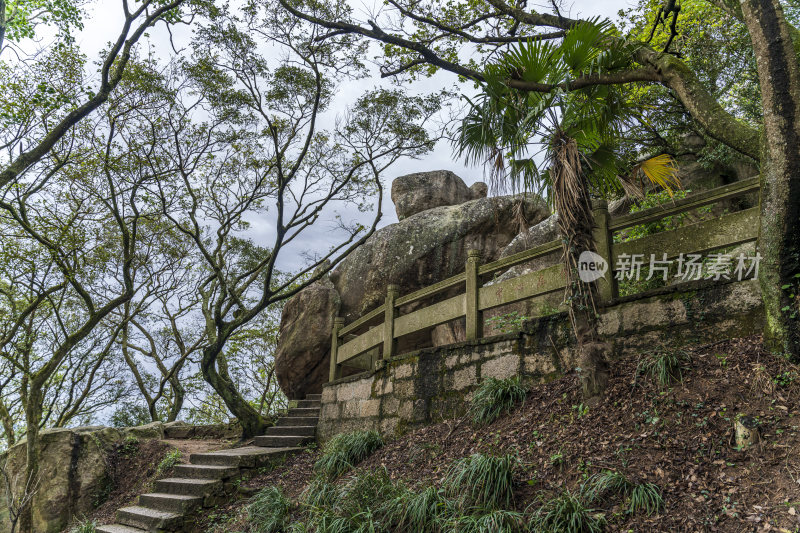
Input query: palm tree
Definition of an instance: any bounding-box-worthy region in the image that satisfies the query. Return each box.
[456,19,679,400]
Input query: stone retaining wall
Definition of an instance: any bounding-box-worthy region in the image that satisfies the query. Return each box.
[319,278,764,441]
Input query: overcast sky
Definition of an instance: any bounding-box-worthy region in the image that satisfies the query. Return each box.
[71,0,634,272]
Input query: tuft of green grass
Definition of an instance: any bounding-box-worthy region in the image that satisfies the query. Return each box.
[301,476,338,509]
[628,482,663,516]
[336,468,405,516]
[470,376,529,426]
[382,485,451,532]
[443,453,518,509]
[444,508,527,533]
[637,348,688,386]
[248,486,291,533]
[531,490,605,533]
[582,470,632,503]
[69,519,97,533]
[314,430,383,480]
[156,448,182,476]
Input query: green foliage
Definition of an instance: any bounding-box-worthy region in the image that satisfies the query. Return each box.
[443,508,527,533]
[381,485,451,532]
[248,486,291,533]
[156,449,182,476]
[470,376,529,426]
[582,470,663,516]
[68,518,97,533]
[531,490,606,533]
[3,0,86,45]
[627,482,663,516]
[486,312,531,333]
[582,470,632,503]
[443,453,519,509]
[638,348,688,386]
[314,431,383,480]
[109,403,152,428]
[119,436,139,457]
[615,190,698,243]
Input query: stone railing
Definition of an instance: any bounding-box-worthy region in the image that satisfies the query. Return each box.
[329,176,761,382]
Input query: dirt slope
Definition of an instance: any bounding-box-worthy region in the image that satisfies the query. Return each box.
[201,335,800,532]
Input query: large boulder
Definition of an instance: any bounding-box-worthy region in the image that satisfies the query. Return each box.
[331,193,548,321]
[276,174,550,396]
[391,170,488,220]
[275,273,341,398]
[0,424,164,533]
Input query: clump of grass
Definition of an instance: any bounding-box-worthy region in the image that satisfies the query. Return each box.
[248,486,291,533]
[582,470,632,503]
[69,519,97,533]
[628,482,663,516]
[155,448,182,476]
[314,430,383,480]
[336,468,405,516]
[444,508,527,533]
[469,376,529,426]
[301,476,338,509]
[444,453,518,509]
[583,470,663,517]
[382,485,451,531]
[531,490,605,533]
[638,348,688,386]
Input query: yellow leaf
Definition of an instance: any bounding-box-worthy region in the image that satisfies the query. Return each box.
[636,154,682,197]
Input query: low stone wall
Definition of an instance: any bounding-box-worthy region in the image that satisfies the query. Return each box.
[318,278,764,441]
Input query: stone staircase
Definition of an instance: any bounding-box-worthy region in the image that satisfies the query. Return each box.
[97,394,321,533]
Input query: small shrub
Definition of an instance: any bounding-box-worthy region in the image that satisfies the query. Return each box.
[156,448,182,476]
[69,519,97,533]
[314,430,383,480]
[248,486,291,533]
[443,453,518,509]
[532,490,605,533]
[638,348,688,386]
[628,482,663,516]
[470,376,529,426]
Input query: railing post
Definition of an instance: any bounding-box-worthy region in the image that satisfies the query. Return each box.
[329,317,344,382]
[592,199,617,304]
[465,249,483,340]
[382,285,398,361]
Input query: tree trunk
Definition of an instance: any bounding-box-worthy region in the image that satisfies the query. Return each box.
[551,133,610,401]
[201,344,268,438]
[19,390,42,533]
[741,0,800,359]
[166,377,185,423]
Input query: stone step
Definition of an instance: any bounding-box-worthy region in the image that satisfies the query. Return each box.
[275,416,318,427]
[154,477,222,497]
[254,435,314,448]
[305,393,322,401]
[96,525,146,533]
[294,399,321,408]
[262,425,316,437]
[139,493,202,514]
[189,446,302,468]
[172,464,238,480]
[287,407,319,417]
[117,506,183,531]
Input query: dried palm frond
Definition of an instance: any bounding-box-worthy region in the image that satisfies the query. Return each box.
[631,154,682,196]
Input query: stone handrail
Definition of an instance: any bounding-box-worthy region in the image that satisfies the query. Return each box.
[329,177,761,381]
